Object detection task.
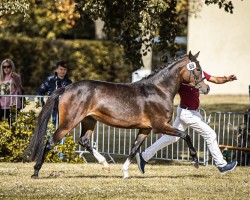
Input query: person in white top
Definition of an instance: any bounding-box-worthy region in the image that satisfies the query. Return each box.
[0,59,23,122]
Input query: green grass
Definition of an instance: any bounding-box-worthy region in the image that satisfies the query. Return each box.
[0,162,249,200]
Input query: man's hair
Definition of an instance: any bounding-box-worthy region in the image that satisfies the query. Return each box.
[56,60,68,69]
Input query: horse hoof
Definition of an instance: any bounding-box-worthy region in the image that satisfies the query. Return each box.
[122,170,130,179]
[123,174,130,179]
[31,174,38,179]
[102,166,111,172]
[192,161,199,169]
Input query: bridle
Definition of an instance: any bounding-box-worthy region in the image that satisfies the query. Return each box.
[188,60,206,88]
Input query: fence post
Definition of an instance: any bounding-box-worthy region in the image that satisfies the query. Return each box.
[249,85,250,104]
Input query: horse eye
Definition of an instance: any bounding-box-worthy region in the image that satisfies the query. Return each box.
[196,68,201,71]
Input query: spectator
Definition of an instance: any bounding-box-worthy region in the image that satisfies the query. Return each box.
[0,59,23,123]
[36,60,72,126]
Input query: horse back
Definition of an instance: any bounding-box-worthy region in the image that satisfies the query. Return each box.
[59,80,172,129]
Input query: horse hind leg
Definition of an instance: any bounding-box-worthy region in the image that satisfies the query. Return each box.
[32,137,55,179]
[32,112,84,178]
[32,125,75,179]
[122,129,150,179]
[78,116,110,172]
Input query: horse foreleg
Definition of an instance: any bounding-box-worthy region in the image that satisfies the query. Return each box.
[122,129,150,179]
[162,123,199,168]
[182,133,199,168]
[79,117,110,171]
[32,137,54,179]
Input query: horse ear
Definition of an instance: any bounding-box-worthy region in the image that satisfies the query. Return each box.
[194,51,200,58]
[188,51,192,60]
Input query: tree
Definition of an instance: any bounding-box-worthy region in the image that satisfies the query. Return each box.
[0,0,86,39]
[76,0,241,67]
[0,0,242,67]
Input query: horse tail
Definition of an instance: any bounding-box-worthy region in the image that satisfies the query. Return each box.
[23,87,66,161]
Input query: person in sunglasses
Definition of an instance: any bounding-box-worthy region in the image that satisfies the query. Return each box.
[0,59,23,122]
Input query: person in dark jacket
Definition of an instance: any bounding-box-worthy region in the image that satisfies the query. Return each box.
[36,60,72,96]
[36,60,72,126]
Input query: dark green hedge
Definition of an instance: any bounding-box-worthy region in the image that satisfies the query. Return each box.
[0,37,136,94]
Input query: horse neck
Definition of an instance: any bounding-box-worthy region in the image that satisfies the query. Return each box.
[152,58,187,95]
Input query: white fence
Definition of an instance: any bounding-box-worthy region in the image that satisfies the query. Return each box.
[1,94,249,166]
[208,111,250,166]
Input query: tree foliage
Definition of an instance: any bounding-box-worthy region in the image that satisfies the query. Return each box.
[204,0,239,14]
[0,0,29,18]
[0,0,88,39]
[0,0,242,67]
[77,0,180,66]
[76,0,241,66]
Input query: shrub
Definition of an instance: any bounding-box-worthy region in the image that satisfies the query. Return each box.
[0,103,83,163]
[0,110,35,162]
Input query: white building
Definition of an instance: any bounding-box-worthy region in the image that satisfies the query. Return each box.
[188,1,250,94]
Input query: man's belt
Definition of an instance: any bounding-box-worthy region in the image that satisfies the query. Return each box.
[180,105,197,111]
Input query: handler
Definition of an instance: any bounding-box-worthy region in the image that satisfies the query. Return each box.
[136,71,238,175]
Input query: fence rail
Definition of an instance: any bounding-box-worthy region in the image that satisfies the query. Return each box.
[1,94,249,166]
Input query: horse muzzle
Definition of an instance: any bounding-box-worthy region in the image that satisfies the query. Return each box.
[199,84,210,95]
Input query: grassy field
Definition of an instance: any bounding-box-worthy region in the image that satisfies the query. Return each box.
[0,162,249,200]
[174,94,249,113]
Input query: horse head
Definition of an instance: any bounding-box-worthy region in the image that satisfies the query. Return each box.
[181,51,210,94]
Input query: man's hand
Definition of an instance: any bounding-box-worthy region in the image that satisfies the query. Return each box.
[225,75,237,82]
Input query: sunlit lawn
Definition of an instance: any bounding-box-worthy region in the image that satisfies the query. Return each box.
[175,94,249,113]
[0,162,249,200]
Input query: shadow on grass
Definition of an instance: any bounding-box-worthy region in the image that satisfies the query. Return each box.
[132,174,209,179]
[38,173,209,180]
